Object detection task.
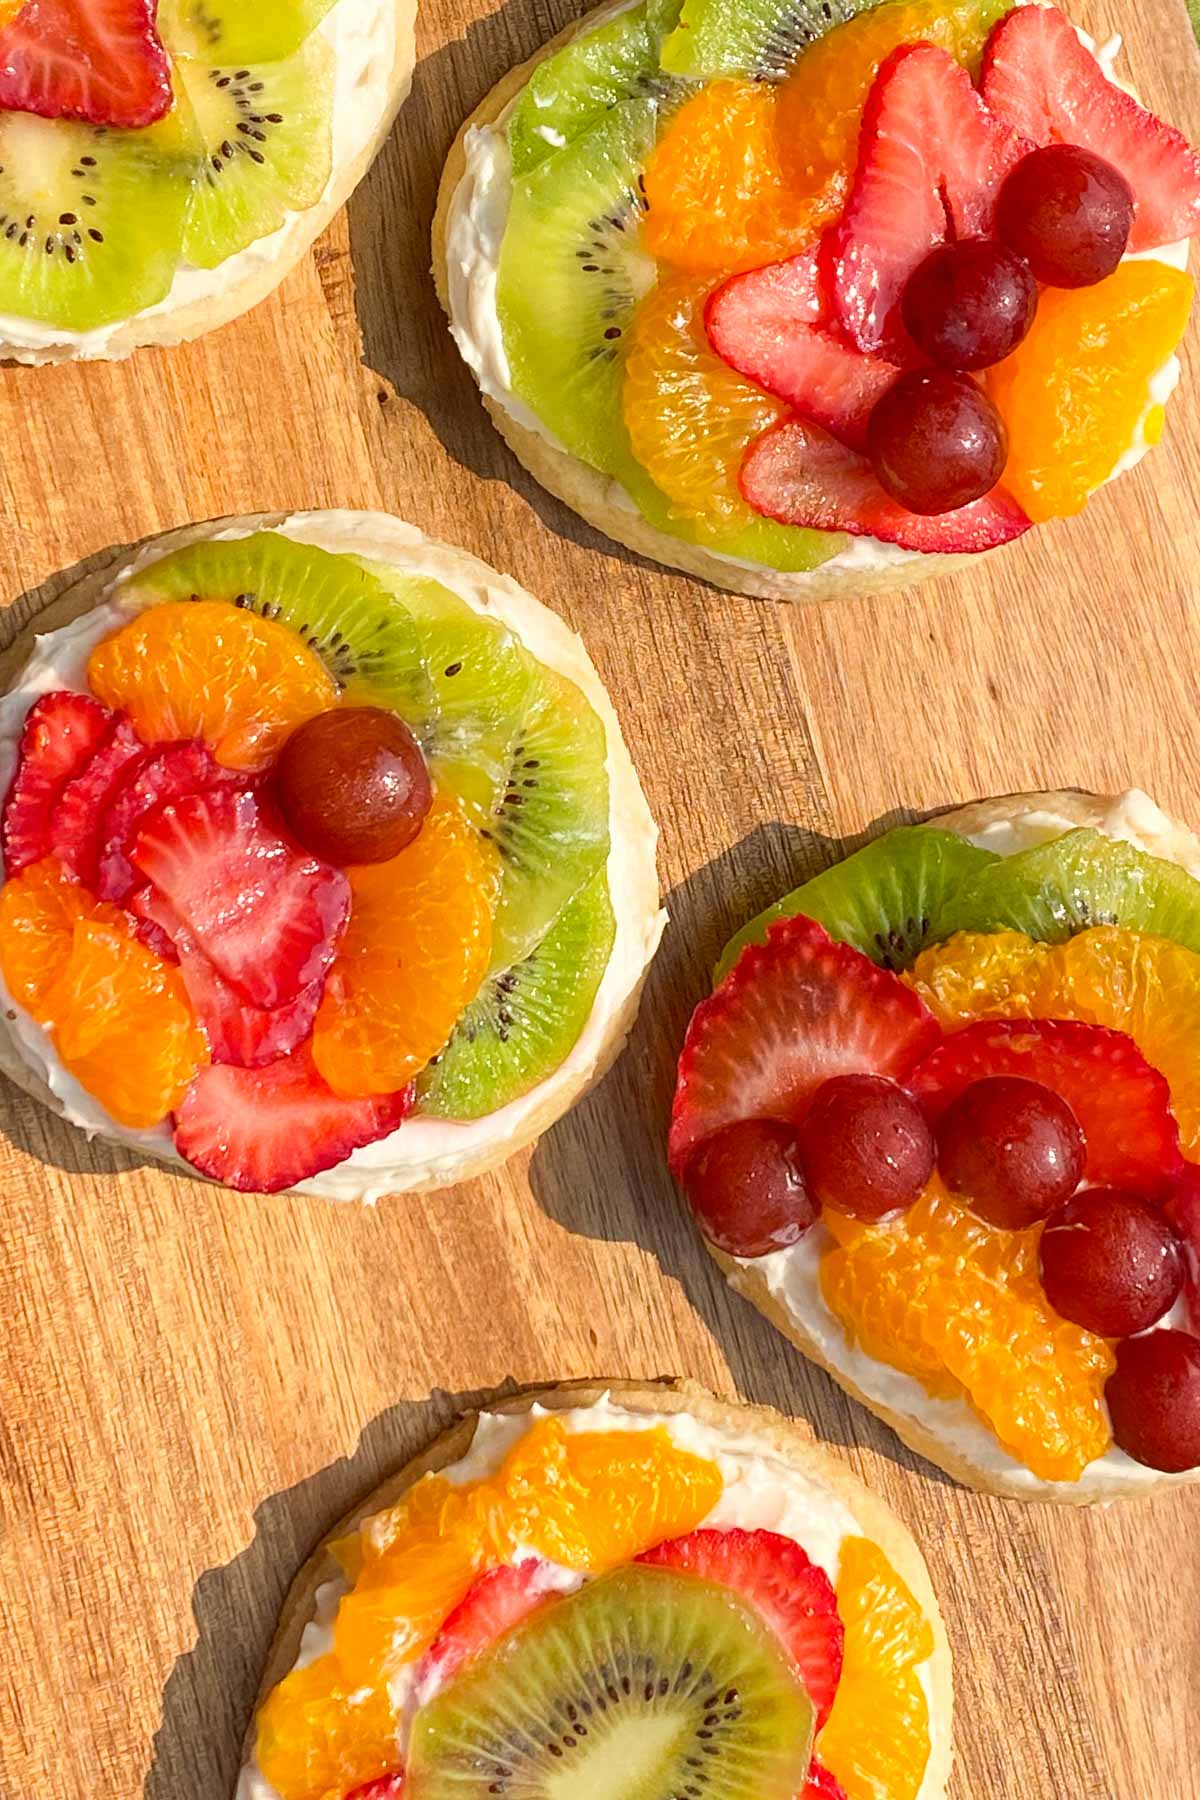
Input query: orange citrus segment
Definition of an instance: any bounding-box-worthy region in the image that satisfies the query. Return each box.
[311,792,497,1097]
[0,856,130,1019]
[623,274,786,524]
[906,925,1200,1159]
[643,79,819,274]
[817,1535,934,1800]
[257,1418,723,1800]
[987,260,1194,521]
[821,1181,1115,1481]
[87,599,338,771]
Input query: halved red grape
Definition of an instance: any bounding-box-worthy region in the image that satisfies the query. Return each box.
[1039,1188,1183,1336]
[1166,1168,1200,1331]
[936,1075,1085,1229]
[796,1074,933,1220]
[996,144,1134,289]
[901,240,1038,371]
[866,371,1008,515]
[1105,1330,1200,1472]
[682,1117,818,1257]
[274,706,432,866]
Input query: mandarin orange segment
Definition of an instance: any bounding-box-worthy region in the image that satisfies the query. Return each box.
[87,599,338,771]
[775,0,1004,230]
[817,1535,934,1800]
[905,925,1200,1158]
[623,274,787,525]
[0,856,130,1019]
[987,261,1194,522]
[311,792,498,1098]
[821,1182,1115,1481]
[643,79,819,275]
[42,918,208,1128]
[255,1653,400,1800]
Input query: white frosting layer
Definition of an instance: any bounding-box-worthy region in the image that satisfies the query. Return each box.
[0,513,665,1200]
[741,791,1200,1496]
[236,1396,942,1800]
[0,0,396,361]
[443,13,1190,580]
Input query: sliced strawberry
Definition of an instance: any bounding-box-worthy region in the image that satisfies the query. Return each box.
[2,691,115,875]
[0,0,172,128]
[638,1528,844,1727]
[831,44,1030,354]
[48,718,149,886]
[344,1776,406,1800]
[909,1018,1184,1200]
[97,740,243,906]
[173,1049,412,1192]
[740,415,1031,553]
[420,1562,569,1694]
[132,886,323,1068]
[706,252,904,453]
[1166,1166,1200,1332]
[804,1764,850,1800]
[132,787,350,1011]
[981,4,1200,252]
[669,914,941,1175]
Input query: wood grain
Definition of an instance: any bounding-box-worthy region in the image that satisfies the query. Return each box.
[0,3,1197,1797]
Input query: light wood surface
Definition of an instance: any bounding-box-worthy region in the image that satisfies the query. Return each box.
[0,3,1197,1796]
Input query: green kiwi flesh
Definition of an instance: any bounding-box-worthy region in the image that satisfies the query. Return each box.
[158,0,336,64]
[0,102,194,330]
[175,33,334,268]
[419,866,616,1118]
[931,828,1200,955]
[717,825,998,982]
[407,1564,815,1799]
[506,0,684,179]
[660,0,870,79]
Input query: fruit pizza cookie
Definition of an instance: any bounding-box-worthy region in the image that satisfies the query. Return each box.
[671,789,1200,1499]
[0,513,663,1196]
[235,1380,952,1800]
[435,0,1200,601]
[0,0,413,360]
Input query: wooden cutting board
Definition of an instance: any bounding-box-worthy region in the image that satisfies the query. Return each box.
[0,3,1197,1796]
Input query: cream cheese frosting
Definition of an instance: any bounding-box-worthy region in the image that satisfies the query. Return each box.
[442,10,1189,582]
[235,1394,944,1800]
[0,512,666,1199]
[0,0,397,363]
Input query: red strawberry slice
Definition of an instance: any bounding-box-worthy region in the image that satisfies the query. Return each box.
[48,717,149,886]
[669,913,942,1175]
[706,252,905,453]
[132,787,350,1011]
[0,0,172,129]
[2,690,115,875]
[132,886,323,1067]
[420,1562,567,1693]
[831,44,1030,354]
[173,1049,413,1192]
[96,740,244,906]
[909,1018,1184,1199]
[740,415,1031,553]
[637,1528,844,1727]
[344,1775,406,1800]
[1166,1166,1200,1332]
[981,4,1200,253]
[804,1764,850,1800]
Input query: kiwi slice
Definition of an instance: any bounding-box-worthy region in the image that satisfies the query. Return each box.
[498,97,659,476]
[120,533,432,713]
[506,0,684,178]
[420,866,616,1118]
[159,0,335,63]
[174,32,334,268]
[408,1563,815,1799]
[0,101,194,331]
[659,0,868,79]
[932,828,1200,954]
[716,825,999,982]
